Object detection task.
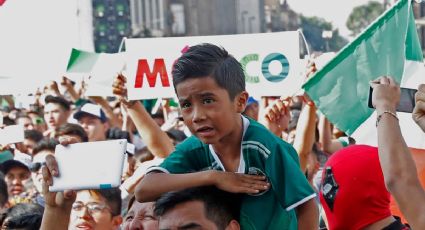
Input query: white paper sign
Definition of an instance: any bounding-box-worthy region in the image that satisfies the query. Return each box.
[85,53,126,97]
[125,32,307,100]
[0,125,24,145]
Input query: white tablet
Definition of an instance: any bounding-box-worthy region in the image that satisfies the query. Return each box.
[49,139,127,192]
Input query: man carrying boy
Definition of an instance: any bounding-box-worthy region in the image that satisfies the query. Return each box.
[133,43,318,229]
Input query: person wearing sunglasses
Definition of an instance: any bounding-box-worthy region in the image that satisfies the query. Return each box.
[30,139,57,207]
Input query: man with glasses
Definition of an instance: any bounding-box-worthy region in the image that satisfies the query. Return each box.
[68,188,122,230]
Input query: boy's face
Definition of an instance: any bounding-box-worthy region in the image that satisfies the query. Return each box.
[77,115,107,142]
[176,77,247,145]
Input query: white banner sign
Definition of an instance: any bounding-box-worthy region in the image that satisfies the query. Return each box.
[125,32,307,100]
[85,53,126,97]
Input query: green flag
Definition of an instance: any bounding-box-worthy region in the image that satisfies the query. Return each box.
[302,0,423,135]
[66,48,100,73]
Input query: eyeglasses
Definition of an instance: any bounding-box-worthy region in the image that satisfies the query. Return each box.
[71,202,111,215]
[29,162,46,172]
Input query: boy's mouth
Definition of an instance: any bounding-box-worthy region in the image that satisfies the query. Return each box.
[196,126,215,137]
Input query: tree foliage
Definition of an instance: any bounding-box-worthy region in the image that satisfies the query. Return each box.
[300,15,348,52]
[346,1,384,36]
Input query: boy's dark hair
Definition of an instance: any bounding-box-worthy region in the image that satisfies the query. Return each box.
[24,130,43,143]
[0,203,44,230]
[55,123,88,142]
[88,188,122,216]
[172,43,245,99]
[32,138,58,156]
[154,186,241,229]
[44,95,71,111]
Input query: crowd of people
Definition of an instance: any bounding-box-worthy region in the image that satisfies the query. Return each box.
[0,43,424,229]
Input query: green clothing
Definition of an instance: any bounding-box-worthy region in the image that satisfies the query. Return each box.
[149,116,315,229]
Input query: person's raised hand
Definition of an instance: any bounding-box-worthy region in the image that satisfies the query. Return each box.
[370,76,400,112]
[413,84,425,132]
[46,81,61,97]
[41,155,76,212]
[60,76,74,89]
[263,97,291,135]
[212,171,270,194]
[41,136,80,210]
[112,74,136,107]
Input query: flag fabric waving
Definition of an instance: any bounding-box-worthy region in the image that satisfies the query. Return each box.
[303,0,423,138]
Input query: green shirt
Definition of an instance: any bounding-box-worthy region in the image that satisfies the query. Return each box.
[149,116,315,230]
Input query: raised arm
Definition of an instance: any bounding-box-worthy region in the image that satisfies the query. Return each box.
[112,74,174,158]
[371,76,425,228]
[60,76,81,103]
[88,96,122,129]
[318,115,344,154]
[292,99,316,172]
[40,137,80,230]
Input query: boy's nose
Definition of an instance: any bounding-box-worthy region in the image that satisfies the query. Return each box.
[192,107,206,123]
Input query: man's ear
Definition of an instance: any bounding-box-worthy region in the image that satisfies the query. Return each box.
[112,216,123,228]
[225,220,240,230]
[103,121,110,133]
[235,91,249,113]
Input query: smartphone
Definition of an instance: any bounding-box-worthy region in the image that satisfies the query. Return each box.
[368,87,417,113]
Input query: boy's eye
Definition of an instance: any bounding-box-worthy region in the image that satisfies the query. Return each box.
[181,102,191,109]
[203,98,214,104]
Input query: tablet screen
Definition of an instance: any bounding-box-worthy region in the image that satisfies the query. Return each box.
[49,139,127,192]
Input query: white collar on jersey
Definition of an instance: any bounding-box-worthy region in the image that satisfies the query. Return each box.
[208,115,250,173]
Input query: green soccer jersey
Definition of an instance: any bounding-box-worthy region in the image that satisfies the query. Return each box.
[148,116,316,230]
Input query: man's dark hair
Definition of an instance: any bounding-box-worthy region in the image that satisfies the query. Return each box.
[0,174,8,208]
[0,203,44,230]
[172,43,245,100]
[32,138,58,156]
[24,130,43,143]
[44,95,71,111]
[55,123,88,142]
[88,188,122,216]
[106,127,130,143]
[2,117,15,126]
[154,186,241,229]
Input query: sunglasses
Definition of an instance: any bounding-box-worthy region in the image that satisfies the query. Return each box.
[29,162,46,172]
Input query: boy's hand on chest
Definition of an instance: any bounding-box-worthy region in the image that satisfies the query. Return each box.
[209,170,270,194]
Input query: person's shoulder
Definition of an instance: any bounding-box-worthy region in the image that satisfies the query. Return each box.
[244,118,290,147]
[244,118,297,158]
